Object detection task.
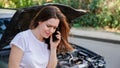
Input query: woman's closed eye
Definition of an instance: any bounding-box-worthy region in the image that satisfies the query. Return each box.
[47,25,51,27]
[47,25,57,30]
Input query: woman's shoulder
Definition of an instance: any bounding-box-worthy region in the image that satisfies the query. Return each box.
[15,29,31,38]
[18,29,30,34]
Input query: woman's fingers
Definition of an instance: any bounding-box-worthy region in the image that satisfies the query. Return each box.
[56,31,61,40]
[56,34,61,40]
[50,31,62,49]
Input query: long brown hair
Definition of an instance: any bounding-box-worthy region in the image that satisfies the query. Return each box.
[29,6,73,54]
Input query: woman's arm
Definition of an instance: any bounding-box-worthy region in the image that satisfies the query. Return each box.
[47,47,58,68]
[47,31,61,68]
[8,44,23,68]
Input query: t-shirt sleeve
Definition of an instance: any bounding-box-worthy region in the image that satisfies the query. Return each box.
[10,32,26,52]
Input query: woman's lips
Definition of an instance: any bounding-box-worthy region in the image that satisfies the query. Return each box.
[45,32,51,36]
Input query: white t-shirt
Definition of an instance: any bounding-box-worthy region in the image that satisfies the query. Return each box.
[10,29,50,68]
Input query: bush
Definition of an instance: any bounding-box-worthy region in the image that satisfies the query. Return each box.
[1,0,120,30]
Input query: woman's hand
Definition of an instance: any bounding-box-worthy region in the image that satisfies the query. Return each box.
[50,31,61,49]
[47,31,61,68]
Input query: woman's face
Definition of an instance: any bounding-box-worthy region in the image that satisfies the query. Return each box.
[38,18,60,38]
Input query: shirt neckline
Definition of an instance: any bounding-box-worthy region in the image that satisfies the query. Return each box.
[29,29,45,45]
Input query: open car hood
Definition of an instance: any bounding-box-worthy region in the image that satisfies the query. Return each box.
[0,3,87,49]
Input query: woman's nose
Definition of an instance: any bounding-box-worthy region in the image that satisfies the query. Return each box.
[49,28,55,33]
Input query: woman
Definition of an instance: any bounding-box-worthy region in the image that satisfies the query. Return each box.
[8,6,73,68]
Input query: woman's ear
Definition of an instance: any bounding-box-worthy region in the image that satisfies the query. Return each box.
[38,21,42,25]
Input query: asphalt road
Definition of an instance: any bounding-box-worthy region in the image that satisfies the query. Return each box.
[69,37,120,68]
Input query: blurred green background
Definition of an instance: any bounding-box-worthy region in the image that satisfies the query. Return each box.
[0,0,120,31]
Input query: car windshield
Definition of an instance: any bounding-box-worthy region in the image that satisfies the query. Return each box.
[0,9,16,40]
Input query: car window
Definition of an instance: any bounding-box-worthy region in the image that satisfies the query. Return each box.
[0,9,16,39]
[0,18,11,39]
